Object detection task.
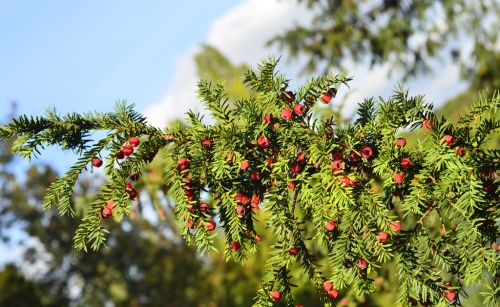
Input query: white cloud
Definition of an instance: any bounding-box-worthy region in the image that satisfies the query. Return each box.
[143,0,309,127]
[144,0,469,128]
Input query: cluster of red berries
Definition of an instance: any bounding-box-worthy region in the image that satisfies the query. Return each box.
[330,144,374,188]
[116,136,140,160]
[321,87,337,104]
[323,281,339,299]
[177,157,217,232]
[101,200,115,219]
[393,137,409,185]
[125,172,140,200]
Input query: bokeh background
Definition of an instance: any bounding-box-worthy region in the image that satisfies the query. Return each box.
[0,0,498,306]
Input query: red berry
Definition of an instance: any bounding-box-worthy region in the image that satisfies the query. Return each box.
[360,146,373,159]
[200,202,209,213]
[234,193,250,205]
[442,135,455,146]
[230,241,240,251]
[323,281,333,292]
[339,176,353,187]
[187,217,196,229]
[455,146,466,157]
[321,92,332,104]
[251,194,261,212]
[257,135,270,148]
[297,152,306,163]
[378,231,388,243]
[116,151,125,160]
[395,138,406,148]
[92,157,103,167]
[293,104,305,116]
[296,305,304,307]
[263,114,273,124]
[422,119,434,133]
[288,181,296,190]
[357,258,368,269]
[255,234,263,242]
[281,108,293,120]
[122,145,134,156]
[101,207,113,219]
[290,163,302,174]
[444,290,457,302]
[205,220,216,231]
[225,152,234,165]
[271,290,282,303]
[393,172,404,184]
[178,158,190,171]
[325,220,336,231]
[250,170,262,181]
[349,151,361,163]
[283,90,295,103]
[129,136,140,147]
[483,181,494,193]
[289,246,299,256]
[325,128,334,138]
[236,205,246,217]
[400,157,412,169]
[240,160,250,170]
[327,289,339,299]
[331,160,343,172]
[390,221,402,232]
[201,137,213,149]
[105,200,115,209]
[340,298,349,306]
[127,188,138,199]
[332,151,343,161]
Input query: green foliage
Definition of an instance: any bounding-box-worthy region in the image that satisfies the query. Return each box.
[1,59,498,306]
[271,0,499,80]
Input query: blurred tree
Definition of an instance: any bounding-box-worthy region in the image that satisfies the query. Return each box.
[272,0,499,81]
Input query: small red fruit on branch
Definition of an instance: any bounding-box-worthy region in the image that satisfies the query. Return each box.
[293,104,305,116]
[360,145,373,159]
[116,151,125,160]
[390,221,402,232]
[283,90,295,103]
[281,108,293,120]
[400,157,412,169]
[325,220,336,231]
[262,113,272,124]
[455,146,466,157]
[199,202,209,213]
[201,137,213,149]
[442,135,455,146]
[378,231,388,243]
[240,160,250,170]
[122,145,134,156]
[230,241,240,251]
[395,138,406,148]
[443,290,457,302]
[236,205,246,217]
[129,136,140,147]
[205,220,216,231]
[257,135,270,148]
[92,157,103,167]
[177,158,190,171]
[271,290,282,303]
[289,246,299,256]
[422,119,434,133]
[393,172,404,184]
[357,258,368,270]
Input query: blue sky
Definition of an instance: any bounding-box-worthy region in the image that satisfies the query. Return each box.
[0,0,240,116]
